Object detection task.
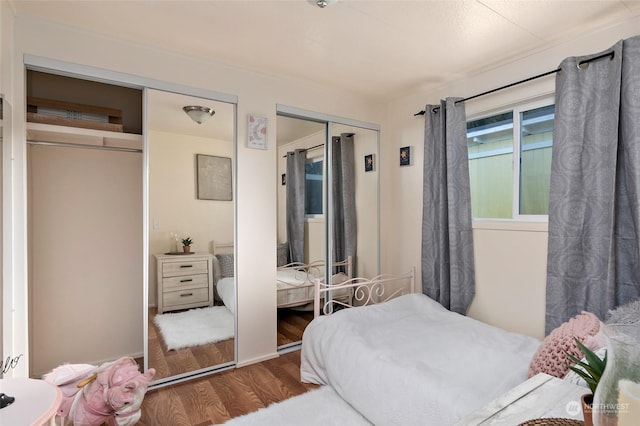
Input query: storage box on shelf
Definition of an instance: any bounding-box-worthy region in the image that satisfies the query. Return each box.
[27,97,123,132]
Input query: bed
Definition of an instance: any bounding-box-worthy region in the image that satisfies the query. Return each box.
[299,270,542,425]
[276,256,352,309]
[212,241,352,313]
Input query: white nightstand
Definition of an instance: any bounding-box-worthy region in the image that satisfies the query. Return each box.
[154,253,214,314]
[454,373,588,425]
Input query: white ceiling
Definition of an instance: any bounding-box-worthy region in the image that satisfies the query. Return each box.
[11,0,640,103]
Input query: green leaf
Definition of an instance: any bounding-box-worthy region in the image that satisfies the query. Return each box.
[564,338,608,395]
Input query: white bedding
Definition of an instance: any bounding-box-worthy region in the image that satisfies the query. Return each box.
[217,277,235,314]
[300,293,541,426]
[216,270,349,312]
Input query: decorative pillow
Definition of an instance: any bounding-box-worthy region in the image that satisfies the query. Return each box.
[606,298,640,325]
[277,242,290,267]
[212,256,222,284]
[216,253,234,278]
[528,311,601,379]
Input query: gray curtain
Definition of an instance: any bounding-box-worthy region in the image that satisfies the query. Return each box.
[546,36,640,334]
[421,98,475,315]
[286,149,307,263]
[332,133,357,274]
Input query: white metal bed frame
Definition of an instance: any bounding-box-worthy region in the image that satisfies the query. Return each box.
[276,256,353,309]
[313,267,416,317]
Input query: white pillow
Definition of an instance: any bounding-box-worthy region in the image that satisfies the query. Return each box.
[212,256,222,284]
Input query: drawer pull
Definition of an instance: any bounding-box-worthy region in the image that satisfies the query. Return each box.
[180,265,193,268]
[180,279,193,283]
[180,292,194,297]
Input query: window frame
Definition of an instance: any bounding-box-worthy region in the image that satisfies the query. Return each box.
[304,154,325,220]
[467,96,554,222]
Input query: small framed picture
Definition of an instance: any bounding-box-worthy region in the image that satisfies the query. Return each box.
[247,114,268,149]
[400,146,412,166]
[364,154,375,172]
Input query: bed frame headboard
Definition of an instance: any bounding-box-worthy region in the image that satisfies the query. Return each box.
[212,241,234,255]
[277,256,353,279]
[313,267,416,318]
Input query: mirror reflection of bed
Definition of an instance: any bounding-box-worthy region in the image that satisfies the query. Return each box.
[275,113,380,350]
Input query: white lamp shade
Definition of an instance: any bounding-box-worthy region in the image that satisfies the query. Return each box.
[183,106,215,124]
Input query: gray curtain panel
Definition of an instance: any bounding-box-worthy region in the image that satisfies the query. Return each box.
[332,133,357,274]
[546,36,640,334]
[421,98,475,315]
[286,149,307,263]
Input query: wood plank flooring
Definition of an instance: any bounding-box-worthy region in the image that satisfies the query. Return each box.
[277,309,314,347]
[138,350,318,426]
[148,307,235,381]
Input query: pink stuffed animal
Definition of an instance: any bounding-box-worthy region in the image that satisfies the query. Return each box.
[44,357,155,426]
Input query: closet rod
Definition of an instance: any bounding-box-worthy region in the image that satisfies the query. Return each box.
[281,143,324,158]
[27,140,142,153]
[413,50,615,116]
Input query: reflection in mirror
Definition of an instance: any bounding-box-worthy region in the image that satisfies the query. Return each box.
[276,115,326,350]
[329,123,379,281]
[146,89,235,383]
[275,115,380,350]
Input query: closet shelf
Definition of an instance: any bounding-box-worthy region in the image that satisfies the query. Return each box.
[26,122,142,150]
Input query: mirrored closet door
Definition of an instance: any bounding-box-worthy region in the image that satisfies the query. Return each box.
[145,89,236,384]
[276,115,327,350]
[275,109,380,351]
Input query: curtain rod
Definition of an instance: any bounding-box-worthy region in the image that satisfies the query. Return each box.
[282,143,324,158]
[414,50,615,116]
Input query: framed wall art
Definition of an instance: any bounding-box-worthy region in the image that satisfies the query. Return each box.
[364,154,375,172]
[400,146,412,166]
[196,154,232,201]
[247,114,268,149]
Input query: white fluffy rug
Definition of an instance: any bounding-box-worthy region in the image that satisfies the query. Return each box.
[222,386,372,426]
[154,306,234,350]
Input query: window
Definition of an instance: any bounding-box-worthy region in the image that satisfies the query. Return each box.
[305,157,324,217]
[467,101,554,219]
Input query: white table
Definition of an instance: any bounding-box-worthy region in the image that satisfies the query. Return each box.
[0,378,62,426]
[454,373,588,425]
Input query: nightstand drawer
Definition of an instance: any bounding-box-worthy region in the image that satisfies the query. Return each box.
[163,274,208,290]
[155,253,214,314]
[162,260,208,277]
[163,287,210,308]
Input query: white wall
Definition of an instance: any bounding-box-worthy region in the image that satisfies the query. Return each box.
[4,14,383,375]
[28,144,142,377]
[382,15,640,340]
[1,0,15,374]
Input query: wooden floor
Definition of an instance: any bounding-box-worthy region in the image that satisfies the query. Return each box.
[148,306,312,380]
[277,309,314,347]
[148,307,235,381]
[138,350,317,426]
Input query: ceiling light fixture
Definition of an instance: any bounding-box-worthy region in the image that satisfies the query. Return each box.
[183,105,215,124]
[308,0,337,8]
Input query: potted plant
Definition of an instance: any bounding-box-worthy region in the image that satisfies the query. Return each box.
[181,237,193,253]
[566,338,608,426]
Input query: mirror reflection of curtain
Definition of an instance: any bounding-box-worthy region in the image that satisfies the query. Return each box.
[286,149,307,263]
[332,133,357,274]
